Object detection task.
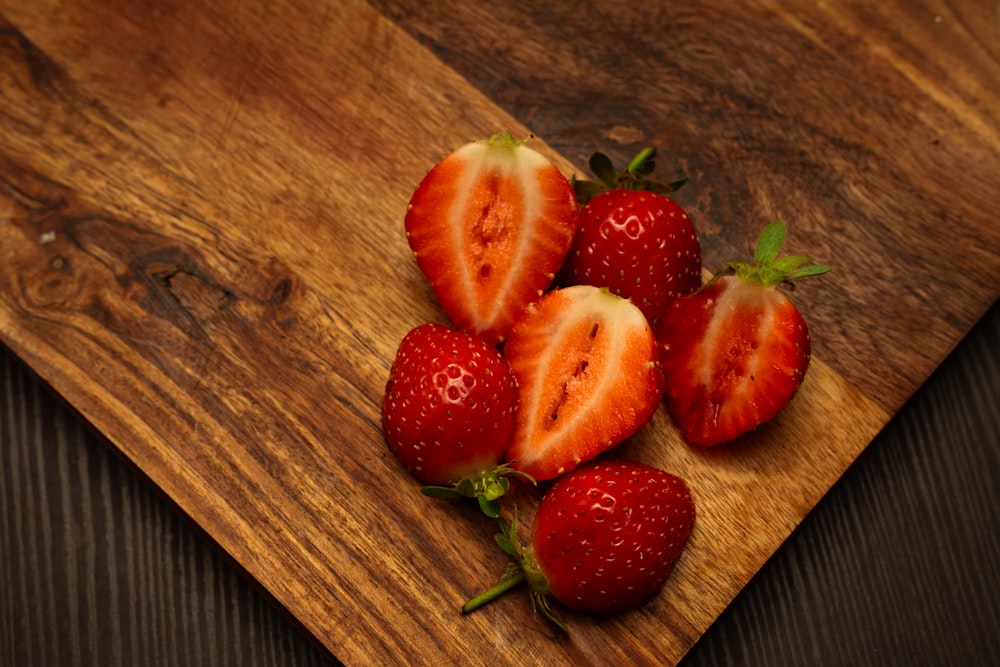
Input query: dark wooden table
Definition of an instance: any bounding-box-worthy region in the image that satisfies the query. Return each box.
[3,302,996,665]
[2,1,998,665]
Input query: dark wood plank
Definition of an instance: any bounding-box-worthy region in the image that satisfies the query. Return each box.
[0,349,337,667]
[683,298,1000,666]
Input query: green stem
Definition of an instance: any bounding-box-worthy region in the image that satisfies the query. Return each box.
[461,571,527,614]
[626,146,656,175]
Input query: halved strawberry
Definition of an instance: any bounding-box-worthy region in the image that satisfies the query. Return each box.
[560,148,701,326]
[503,285,664,481]
[463,460,695,627]
[381,323,522,515]
[405,133,579,345]
[656,220,830,446]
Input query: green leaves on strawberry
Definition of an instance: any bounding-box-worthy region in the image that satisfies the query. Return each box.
[420,463,534,519]
[561,148,701,326]
[656,220,830,446]
[571,148,689,205]
[502,285,664,481]
[463,460,696,628]
[381,323,523,516]
[405,132,580,346]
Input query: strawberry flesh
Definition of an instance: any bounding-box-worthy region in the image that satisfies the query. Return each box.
[504,285,663,481]
[405,134,579,345]
[657,275,812,446]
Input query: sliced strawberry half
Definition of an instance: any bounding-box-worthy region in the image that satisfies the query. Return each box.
[405,133,579,345]
[503,285,664,481]
[656,220,830,445]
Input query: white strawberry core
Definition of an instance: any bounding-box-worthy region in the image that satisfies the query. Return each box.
[448,141,551,331]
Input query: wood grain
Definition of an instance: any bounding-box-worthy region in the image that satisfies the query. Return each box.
[371,0,1000,411]
[3,301,997,666]
[0,0,997,664]
[0,349,337,667]
[682,299,1000,667]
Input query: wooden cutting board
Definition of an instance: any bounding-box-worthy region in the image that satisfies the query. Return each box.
[1,0,997,664]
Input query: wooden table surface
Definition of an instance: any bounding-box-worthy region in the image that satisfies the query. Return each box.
[2,302,996,666]
[2,1,998,665]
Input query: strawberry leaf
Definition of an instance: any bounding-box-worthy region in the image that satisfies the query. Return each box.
[770,254,814,274]
[643,176,688,197]
[529,590,568,634]
[495,528,518,558]
[572,147,688,205]
[479,495,502,518]
[725,220,831,287]
[789,263,832,279]
[663,175,690,192]
[572,177,609,204]
[420,485,463,500]
[754,220,786,266]
[419,465,533,517]
[589,152,618,187]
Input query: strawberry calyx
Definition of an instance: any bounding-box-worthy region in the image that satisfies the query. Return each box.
[571,147,689,205]
[716,219,831,289]
[481,130,529,150]
[421,464,535,518]
[461,512,569,634]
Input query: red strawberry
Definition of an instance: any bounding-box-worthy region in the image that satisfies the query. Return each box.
[381,323,522,515]
[560,149,701,326]
[503,285,663,481]
[656,220,830,446]
[405,132,579,345]
[463,460,695,626]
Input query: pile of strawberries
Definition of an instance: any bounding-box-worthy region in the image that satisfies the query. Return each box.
[380,132,829,630]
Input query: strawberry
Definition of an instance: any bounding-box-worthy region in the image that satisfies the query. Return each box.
[405,132,579,345]
[463,460,695,627]
[381,323,523,515]
[560,148,701,326]
[502,285,663,482]
[656,220,830,446]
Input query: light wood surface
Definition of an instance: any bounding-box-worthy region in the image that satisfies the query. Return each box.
[1,1,997,665]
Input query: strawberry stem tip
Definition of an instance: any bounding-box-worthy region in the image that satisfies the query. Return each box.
[461,514,569,634]
[461,568,526,614]
[625,146,657,177]
[721,220,831,288]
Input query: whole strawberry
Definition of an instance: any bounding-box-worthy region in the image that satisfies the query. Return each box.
[381,323,522,515]
[657,220,830,446]
[560,148,701,326]
[405,132,579,345]
[463,460,695,627]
